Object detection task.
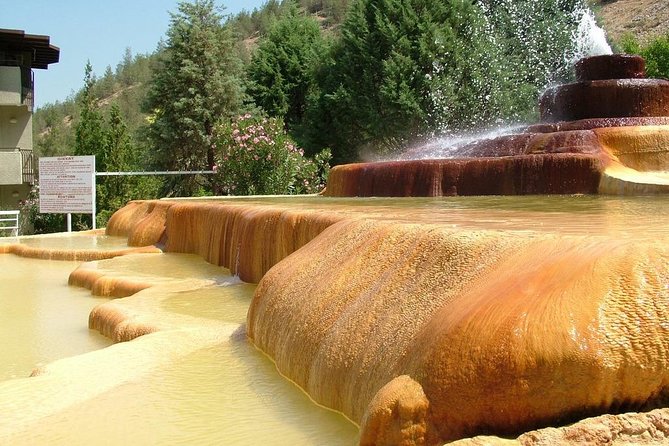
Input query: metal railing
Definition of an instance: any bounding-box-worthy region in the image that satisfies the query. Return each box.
[96,170,215,176]
[20,68,34,111]
[20,149,35,184]
[0,210,19,237]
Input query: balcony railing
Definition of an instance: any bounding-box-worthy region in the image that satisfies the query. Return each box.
[21,68,33,111]
[20,149,34,184]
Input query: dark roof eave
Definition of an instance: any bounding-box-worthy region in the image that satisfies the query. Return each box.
[0,28,60,69]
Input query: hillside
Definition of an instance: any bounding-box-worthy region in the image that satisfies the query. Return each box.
[32,0,340,159]
[32,0,669,160]
[595,0,669,43]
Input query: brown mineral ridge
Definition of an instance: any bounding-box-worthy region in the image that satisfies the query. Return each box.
[106,199,343,282]
[540,79,669,123]
[452,408,669,445]
[101,198,669,445]
[0,237,160,261]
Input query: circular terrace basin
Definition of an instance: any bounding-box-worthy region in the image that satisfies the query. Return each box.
[324,54,669,197]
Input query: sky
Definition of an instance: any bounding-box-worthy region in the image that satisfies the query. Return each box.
[2,0,267,109]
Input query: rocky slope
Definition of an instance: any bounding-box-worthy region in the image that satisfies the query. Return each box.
[595,0,669,43]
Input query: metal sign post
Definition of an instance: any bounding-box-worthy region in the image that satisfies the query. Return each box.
[38,158,217,232]
[91,166,96,230]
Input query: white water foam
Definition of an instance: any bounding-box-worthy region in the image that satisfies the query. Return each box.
[398,124,528,160]
[398,3,612,162]
[570,7,613,63]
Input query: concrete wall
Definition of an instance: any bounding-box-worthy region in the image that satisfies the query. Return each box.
[0,107,32,149]
[0,183,29,209]
[0,152,22,184]
[0,67,21,105]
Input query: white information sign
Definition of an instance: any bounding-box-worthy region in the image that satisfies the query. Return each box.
[39,156,96,214]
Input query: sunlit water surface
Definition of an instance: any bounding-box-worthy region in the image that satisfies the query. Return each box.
[9,340,357,445]
[189,194,669,239]
[0,232,132,250]
[0,256,111,380]
[0,236,357,445]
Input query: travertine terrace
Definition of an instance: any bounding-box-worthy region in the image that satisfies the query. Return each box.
[93,195,669,445]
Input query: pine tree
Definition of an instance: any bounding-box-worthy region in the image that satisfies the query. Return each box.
[246,3,328,130]
[144,0,246,195]
[302,0,590,163]
[96,105,130,225]
[74,61,105,164]
[104,105,132,173]
[303,0,489,162]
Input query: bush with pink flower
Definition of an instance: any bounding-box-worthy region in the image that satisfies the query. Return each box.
[212,114,330,195]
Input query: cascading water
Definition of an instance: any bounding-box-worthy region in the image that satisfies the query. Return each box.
[570,6,613,64]
[397,124,528,160]
[410,1,613,162]
[0,232,359,445]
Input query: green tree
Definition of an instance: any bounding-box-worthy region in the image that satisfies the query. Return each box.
[322,0,349,23]
[303,0,490,162]
[621,32,669,79]
[96,105,161,226]
[302,0,589,163]
[145,0,246,196]
[468,0,586,125]
[74,61,105,163]
[70,63,160,228]
[249,0,289,36]
[33,103,75,158]
[302,0,324,13]
[68,62,106,230]
[96,104,131,226]
[99,105,133,202]
[641,37,669,79]
[116,47,136,87]
[93,65,116,99]
[246,4,328,130]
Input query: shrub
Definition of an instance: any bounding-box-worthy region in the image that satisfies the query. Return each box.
[18,187,66,235]
[212,114,330,195]
[620,33,669,79]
